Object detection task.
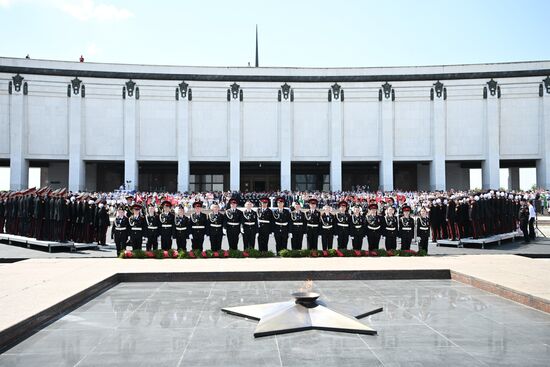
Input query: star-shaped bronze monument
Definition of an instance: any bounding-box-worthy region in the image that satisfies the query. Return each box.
[221,291,383,338]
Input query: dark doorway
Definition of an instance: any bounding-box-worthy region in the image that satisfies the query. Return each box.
[393,162,418,191]
[240,162,280,192]
[291,162,330,191]
[342,162,379,191]
[94,162,124,192]
[189,162,229,192]
[139,162,177,192]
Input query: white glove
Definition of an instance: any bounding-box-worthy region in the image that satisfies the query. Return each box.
[223,228,227,235]
[289,233,293,239]
[189,234,193,240]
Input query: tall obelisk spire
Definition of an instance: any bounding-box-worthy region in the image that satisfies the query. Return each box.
[255,24,259,67]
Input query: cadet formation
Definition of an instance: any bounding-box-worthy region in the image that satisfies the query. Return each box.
[0,187,541,254]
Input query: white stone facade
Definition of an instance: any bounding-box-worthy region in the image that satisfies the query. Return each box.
[1,57,549,191]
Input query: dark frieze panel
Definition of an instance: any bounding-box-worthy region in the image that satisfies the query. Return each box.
[71,77,82,95]
[381,82,392,99]
[3,65,550,83]
[331,83,341,100]
[281,83,291,100]
[12,73,24,92]
[179,81,188,98]
[543,76,550,94]
[125,79,136,97]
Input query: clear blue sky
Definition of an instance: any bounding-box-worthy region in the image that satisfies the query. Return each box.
[1,0,549,67]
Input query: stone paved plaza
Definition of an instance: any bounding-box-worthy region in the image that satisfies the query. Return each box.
[1,280,549,367]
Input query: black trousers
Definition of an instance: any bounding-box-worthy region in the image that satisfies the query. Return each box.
[306,231,319,250]
[337,233,349,249]
[291,232,304,250]
[146,234,158,251]
[385,235,397,251]
[114,233,128,253]
[274,230,288,253]
[175,233,188,251]
[243,230,256,249]
[130,233,142,251]
[160,233,172,250]
[400,235,412,250]
[528,218,536,239]
[418,235,429,253]
[258,230,270,251]
[351,235,363,250]
[321,232,334,250]
[210,232,223,251]
[227,229,240,250]
[366,232,381,251]
[191,233,204,250]
[520,220,529,242]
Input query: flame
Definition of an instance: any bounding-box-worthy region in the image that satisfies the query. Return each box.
[299,279,314,293]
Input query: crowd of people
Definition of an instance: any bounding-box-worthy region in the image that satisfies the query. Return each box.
[0,187,545,254]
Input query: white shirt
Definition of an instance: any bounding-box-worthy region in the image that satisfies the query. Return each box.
[528,204,536,220]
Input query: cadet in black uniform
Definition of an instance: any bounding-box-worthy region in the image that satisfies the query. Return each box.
[257,197,273,252]
[272,197,290,253]
[383,206,398,251]
[320,205,335,250]
[224,198,242,250]
[305,198,320,250]
[398,205,415,250]
[159,200,175,250]
[145,204,160,251]
[111,206,129,254]
[335,200,350,250]
[290,202,306,250]
[365,202,382,251]
[241,201,258,249]
[416,207,431,253]
[518,198,530,243]
[174,204,190,251]
[350,204,365,250]
[190,201,207,250]
[128,204,145,250]
[207,203,224,252]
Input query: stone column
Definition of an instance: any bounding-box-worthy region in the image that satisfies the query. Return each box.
[329,84,343,191]
[430,82,446,191]
[123,80,138,191]
[379,83,394,191]
[482,80,501,190]
[176,83,190,192]
[280,84,292,191]
[537,78,550,189]
[68,78,85,192]
[9,74,28,191]
[228,83,241,191]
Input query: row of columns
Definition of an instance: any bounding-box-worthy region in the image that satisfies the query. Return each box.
[7,79,550,191]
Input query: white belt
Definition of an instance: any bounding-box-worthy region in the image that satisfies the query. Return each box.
[368,226,380,230]
[227,222,240,226]
[337,223,349,227]
[307,224,318,227]
[354,225,362,229]
[293,223,304,226]
[420,227,429,230]
[176,227,187,231]
[192,226,205,229]
[386,227,396,231]
[402,228,412,231]
[131,228,142,231]
[147,226,157,230]
[115,227,126,231]
[275,222,288,226]
[322,225,333,229]
[162,224,172,228]
[244,222,256,225]
[210,224,222,228]
[259,220,270,224]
